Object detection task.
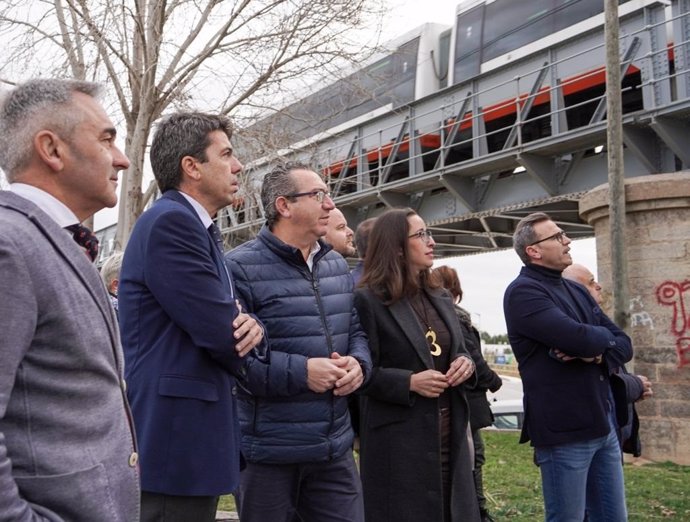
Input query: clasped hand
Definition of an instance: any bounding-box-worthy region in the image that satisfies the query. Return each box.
[307,352,364,396]
[410,356,474,398]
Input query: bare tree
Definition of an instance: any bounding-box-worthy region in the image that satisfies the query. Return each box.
[0,0,385,247]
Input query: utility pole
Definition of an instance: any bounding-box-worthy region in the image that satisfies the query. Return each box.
[604,0,629,330]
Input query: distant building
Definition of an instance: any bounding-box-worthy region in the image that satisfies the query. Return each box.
[95,223,118,266]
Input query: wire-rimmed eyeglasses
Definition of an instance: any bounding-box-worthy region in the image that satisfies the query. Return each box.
[283,189,332,203]
[408,229,433,243]
[529,230,568,246]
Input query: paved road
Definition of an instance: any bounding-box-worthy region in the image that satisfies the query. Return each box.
[488,374,523,403]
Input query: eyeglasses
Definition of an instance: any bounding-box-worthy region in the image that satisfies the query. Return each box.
[283,189,332,203]
[408,229,433,243]
[529,230,568,246]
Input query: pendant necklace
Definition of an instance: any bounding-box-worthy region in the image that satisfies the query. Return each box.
[410,294,442,357]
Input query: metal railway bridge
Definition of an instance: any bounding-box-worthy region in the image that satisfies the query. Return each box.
[218,0,690,259]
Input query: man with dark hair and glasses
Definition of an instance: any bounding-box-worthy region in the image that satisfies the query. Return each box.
[503,212,633,521]
[225,161,371,522]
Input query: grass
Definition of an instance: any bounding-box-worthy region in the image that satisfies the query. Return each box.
[218,494,236,513]
[482,430,690,520]
[219,430,690,519]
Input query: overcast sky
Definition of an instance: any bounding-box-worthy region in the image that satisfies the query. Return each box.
[382,0,466,39]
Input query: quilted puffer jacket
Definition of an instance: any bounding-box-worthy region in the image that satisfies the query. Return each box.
[225,225,371,464]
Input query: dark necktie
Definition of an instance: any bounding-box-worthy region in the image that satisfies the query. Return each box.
[208,223,225,253]
[65,223,99,262]
[207,223,234,297]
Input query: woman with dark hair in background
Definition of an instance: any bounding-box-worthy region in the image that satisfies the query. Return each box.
[433,265,502,522]
[354,208,480,522]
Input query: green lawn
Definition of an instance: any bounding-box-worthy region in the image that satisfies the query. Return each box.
[482,430,690,520]
[220,430,690,519]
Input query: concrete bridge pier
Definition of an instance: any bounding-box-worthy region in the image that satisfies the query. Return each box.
[579,172,690,464]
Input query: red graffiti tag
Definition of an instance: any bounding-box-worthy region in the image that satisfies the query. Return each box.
[656,280,690,367]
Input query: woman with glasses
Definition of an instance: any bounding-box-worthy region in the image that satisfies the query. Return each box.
[354,208,481,522]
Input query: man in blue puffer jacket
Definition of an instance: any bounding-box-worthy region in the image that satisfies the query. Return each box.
[225,161,372,522]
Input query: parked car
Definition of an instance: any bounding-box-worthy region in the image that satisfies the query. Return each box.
[489,399,524,431]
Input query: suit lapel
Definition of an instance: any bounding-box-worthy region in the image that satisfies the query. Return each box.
[163,191,234,297]
[33,214,118,336]
[0,193,120,357]
[389,298,435,369]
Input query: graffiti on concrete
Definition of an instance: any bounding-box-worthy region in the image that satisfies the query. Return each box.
[656,280,690,367]
[629,296,655,329]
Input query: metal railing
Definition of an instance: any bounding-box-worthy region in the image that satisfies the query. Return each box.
[221,0,689,247]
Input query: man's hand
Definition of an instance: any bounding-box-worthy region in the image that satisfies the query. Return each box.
[637,374,653,400]
[307,357,348,393]
[446,355,475,387]
[552,349,602,364]
[410,369,449,398]
[330,352,364,396]
[233,301,264,357]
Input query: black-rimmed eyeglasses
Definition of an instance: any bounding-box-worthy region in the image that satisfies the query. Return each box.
[529,230,568,246]
[283,189,332,203]
[408,229,433,243]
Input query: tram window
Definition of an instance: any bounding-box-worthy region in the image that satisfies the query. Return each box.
[389,38,419,106]
[483,0,633,63]
[483,0,554,63]
[453,4,484,84]
[553,0,603,33]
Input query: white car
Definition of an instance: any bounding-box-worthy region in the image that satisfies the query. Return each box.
[489,399,524,431]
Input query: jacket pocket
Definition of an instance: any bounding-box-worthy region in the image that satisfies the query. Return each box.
[14,463,118,521]
[158,375,219,402]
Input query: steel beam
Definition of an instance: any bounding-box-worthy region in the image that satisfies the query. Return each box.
[623,125,660,173]
[517,153,558,195]
[434,92,472,170]
[379,116,410,185]
[439,174,475,211]
[651,115,690,167]
[377,190,410,208]
[503,62,550,149]
[673,0,690,99]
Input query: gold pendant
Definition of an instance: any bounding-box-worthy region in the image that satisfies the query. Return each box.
[426,327,442,356]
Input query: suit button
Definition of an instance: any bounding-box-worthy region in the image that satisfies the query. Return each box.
[600,375,605,381]
[121,380,127,392]
[128,452,138,467]
[231,386,237,396]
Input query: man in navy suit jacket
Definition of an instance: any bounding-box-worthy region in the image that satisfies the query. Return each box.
[119,112,267,522]
[503,212,633,522]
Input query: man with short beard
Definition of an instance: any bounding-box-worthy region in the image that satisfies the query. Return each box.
[324,207,356,258]
[504,212,632,522]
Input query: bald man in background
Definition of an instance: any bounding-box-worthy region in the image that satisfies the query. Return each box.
[324,208,356,258]
[562,263,652,456]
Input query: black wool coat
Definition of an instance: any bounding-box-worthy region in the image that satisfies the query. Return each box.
[455,307,503,432]
[354,287,481,522]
